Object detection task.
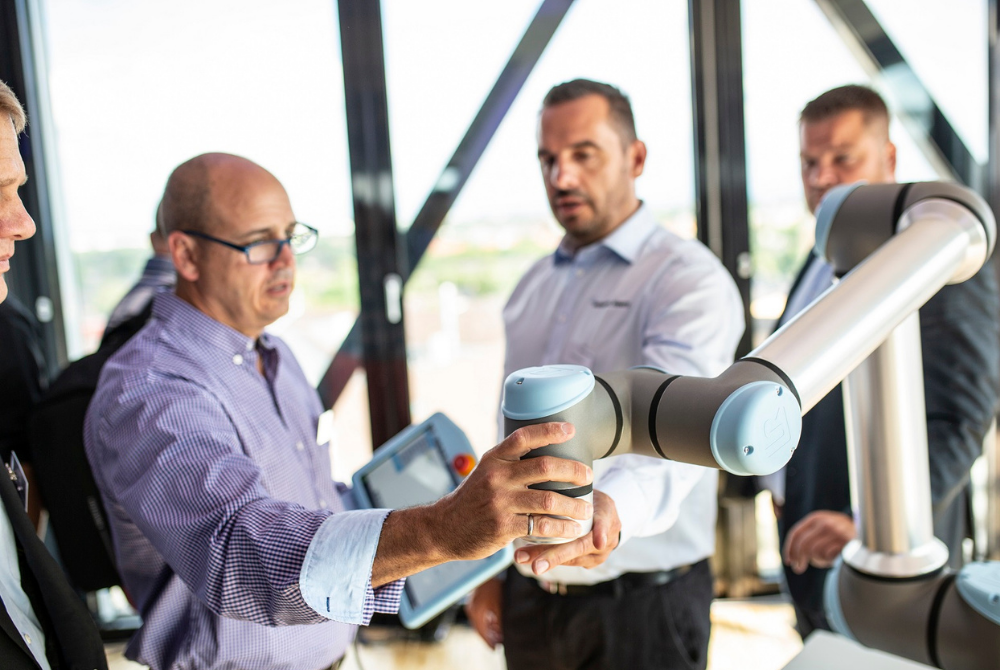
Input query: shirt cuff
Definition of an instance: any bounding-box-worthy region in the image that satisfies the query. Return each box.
[299,508,404,624]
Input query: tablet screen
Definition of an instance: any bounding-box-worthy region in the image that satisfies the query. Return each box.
[362,427,457,509]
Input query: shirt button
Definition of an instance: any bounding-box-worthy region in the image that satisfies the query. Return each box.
[557,314,567,323]
[296,441,304,451]
[319,499,328,509]
[232,354,243,366]
[23,633,31,644]
[246,341,254,351]
[576,269,584,277]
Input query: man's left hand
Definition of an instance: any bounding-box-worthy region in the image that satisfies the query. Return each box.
[782,510,856,574]
[512,489,622,575]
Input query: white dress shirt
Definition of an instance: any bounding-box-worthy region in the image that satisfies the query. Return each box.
[503,204,745,585]
[0,502,50,670]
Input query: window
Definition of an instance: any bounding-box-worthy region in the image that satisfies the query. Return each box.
[742,0,939,345]
[41,0,369,475]
[388,0,695,452]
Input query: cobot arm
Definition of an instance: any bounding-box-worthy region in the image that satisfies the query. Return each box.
[503,182,1000,669]
[503,181,993,485]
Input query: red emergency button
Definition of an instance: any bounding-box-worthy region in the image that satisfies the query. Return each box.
[452,453,476,476]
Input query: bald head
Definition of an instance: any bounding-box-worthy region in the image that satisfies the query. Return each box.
[159,153,287,236]
[166,153,297,338]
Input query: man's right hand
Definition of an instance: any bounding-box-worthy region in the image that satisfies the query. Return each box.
[782,510,856,574]
[466,578,504,649]
[372,422,594,587]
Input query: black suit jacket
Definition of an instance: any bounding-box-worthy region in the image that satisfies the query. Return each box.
[0,469,107,669]
[0,297,47,464]
[779,251,1000,623]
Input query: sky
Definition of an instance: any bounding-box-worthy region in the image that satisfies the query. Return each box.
[36,0,987,254]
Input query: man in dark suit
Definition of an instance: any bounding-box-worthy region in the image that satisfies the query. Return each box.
[0,78,107,670]
[776,84,1000,638]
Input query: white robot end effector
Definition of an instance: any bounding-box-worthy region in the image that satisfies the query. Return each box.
[502,360,802,481]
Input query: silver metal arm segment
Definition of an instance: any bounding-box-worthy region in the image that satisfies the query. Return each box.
[502,182,1000,669]
[503,183,992,479]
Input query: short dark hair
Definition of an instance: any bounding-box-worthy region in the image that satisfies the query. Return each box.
[800,85,889,129]
[542,79,637,145]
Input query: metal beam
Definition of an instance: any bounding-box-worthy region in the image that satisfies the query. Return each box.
[0,0,67,377]
[338,0,411,447]
[319,0,575,409]
[689,0,753,357]
[991,0,1000,213]
[985,0,1000,562]
[814,0,984,193]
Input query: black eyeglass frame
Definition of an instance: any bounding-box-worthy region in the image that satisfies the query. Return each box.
[179,223,319,264]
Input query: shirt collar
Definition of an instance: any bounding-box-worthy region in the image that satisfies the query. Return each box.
[144,255,178,282]
[152,292,266,357]
[553,203,657,265]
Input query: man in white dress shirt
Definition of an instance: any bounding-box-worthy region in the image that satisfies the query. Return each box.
[466,79,744,670]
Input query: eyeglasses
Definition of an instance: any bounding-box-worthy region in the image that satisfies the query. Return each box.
[180,222,319,264]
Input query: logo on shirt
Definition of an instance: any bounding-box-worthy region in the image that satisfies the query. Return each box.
[591,299,631,309]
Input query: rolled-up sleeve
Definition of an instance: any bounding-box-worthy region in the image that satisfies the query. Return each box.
[299,509,404,624]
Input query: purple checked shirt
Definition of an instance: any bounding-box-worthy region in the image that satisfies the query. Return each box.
[85,293,402,670]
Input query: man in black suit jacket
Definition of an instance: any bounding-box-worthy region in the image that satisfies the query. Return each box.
[0,79,107,670]
[775,84,1000,639]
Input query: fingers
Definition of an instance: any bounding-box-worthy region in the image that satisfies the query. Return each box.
[783,512,854,574]
[494,422,575,460]
[783,518,819,573]
[515,533,596,574]
[508,489,593,520]
[514,513,585,543]
[510,455,593,489]
[808,537,845,569]
[465,580,504,649]
[783,513,822,567]
[590,490,620,551]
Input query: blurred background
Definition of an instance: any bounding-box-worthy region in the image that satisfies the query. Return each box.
[2,0,995,667]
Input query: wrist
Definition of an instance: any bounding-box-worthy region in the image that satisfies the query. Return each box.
[371,505,449,587]
[393,503,452,563]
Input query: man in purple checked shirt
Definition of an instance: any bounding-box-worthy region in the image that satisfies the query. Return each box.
[84,153,596,670]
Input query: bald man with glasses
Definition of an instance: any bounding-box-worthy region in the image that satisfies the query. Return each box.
[84,153,596,670]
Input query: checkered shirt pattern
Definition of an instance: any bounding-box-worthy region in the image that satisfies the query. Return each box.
[85,293,402,670]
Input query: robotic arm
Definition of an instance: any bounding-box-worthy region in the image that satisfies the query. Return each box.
[503,182,1000,669]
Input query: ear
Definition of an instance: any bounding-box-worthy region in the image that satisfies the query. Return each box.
[169,231,200,282]
[885,140,897,180]
[629,140,647,179]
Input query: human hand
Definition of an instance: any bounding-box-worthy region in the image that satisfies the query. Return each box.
[372,423,593,587]
[782,510,856,574]
[465,578,503,649]
[434,422,594,561]
[510,489,621,575]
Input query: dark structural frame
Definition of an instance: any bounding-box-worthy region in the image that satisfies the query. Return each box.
[321,0,576,447]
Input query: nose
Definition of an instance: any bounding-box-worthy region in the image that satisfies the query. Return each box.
[549,156,579,191]
[1,199,36,243]
[807,161,839,189]
[271,238,295,268]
